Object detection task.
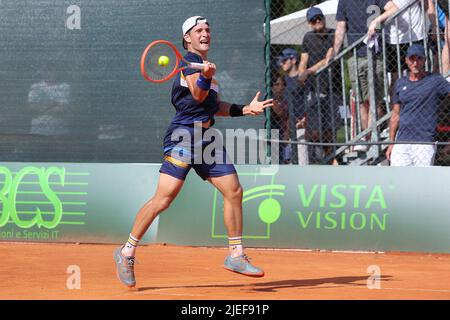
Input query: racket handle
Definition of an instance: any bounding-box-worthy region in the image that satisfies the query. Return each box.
[187,62,206,70]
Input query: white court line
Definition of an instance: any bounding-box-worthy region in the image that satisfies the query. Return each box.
[126,290,207,298]
[380,287,450,293]
[128,280,243,297]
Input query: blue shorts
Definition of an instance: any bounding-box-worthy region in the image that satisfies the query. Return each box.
[159,125,237,181]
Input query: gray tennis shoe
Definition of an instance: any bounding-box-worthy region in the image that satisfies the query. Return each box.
[113,246,136,287]
[224,254,264,277]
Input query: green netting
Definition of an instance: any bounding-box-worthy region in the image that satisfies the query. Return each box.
[0,0,268,162]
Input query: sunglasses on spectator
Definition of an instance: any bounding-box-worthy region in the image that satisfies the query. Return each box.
[310,16,323,24]
[278,58,290,66]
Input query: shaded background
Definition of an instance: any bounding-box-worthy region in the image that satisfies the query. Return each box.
[0,0,268,162]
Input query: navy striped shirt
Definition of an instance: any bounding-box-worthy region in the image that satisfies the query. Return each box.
[163,51,220,152]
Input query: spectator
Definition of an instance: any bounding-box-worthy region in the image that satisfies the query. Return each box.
[332,0,397,151]
[369,0,436,94]
[386,44,450,166]
[299,6,342,164]
[277,48,307,164]
[270,73,291,164]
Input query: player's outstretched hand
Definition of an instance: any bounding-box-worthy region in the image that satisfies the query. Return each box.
[243,91,273,116]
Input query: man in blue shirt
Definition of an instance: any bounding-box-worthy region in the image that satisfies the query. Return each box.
[386,44,450,166]
[113,16,272,287]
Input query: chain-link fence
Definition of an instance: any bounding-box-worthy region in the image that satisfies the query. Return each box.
[269,0,450,166]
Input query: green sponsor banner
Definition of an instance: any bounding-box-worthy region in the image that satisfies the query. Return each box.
[1,162,449,253]
[0,162,160,244]
[158,165,450,253]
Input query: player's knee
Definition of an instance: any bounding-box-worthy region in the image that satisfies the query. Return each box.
[155,196,174,212]
[227,184,243,202]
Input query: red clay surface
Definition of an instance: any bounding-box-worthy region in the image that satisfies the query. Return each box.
[1,242,449,300]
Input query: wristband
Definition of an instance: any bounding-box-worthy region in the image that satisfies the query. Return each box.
[229,104,245,117]
[196,74,211,91]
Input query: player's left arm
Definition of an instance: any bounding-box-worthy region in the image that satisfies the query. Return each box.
[216,91,273,117]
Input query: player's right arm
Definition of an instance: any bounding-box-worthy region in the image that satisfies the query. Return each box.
[185,61,216,103]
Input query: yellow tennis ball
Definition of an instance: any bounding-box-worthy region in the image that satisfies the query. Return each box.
[158,55,170,66]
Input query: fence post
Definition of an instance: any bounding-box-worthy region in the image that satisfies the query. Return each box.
[367,47,380,159]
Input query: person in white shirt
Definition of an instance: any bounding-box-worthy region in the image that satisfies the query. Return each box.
[369,0,436,85]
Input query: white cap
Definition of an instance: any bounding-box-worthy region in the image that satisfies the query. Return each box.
[182,16,208,49]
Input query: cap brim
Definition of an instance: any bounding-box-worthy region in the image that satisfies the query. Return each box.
[276,57,287,67]
[407,53,425,58]
[308,14,324,22]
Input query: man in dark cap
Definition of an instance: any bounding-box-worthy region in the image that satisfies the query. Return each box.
[299,6,342,164]
[386,44,450,166]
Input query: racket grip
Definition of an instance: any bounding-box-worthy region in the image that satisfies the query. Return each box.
[188,62,206,70]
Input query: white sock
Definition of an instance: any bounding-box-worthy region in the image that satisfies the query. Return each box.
[229,236,244,258]
[121,234,140,257]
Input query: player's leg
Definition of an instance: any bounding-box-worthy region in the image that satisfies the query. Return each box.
[208,173,243,247]
[114,172,185,287]
[207,173,264,277]
[128,173,185,246]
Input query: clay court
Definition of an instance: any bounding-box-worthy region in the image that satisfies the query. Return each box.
[1,242,449,300]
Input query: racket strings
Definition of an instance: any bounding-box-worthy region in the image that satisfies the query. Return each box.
[143,43,178,81]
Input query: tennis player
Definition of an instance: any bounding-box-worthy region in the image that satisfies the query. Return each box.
[114,16,273,287]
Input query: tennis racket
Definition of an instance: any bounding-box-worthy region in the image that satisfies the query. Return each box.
[140,40,206,83]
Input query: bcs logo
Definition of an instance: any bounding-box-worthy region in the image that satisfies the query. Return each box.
[0,166,65,229]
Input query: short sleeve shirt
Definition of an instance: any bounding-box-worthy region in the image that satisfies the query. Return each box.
[392,73,450,141]
[170,51,219,125]
[335,0,389,56]
[387,0,426,44]
[302,29,341,93]
[164,52,220,151]
[284,74,305,119]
